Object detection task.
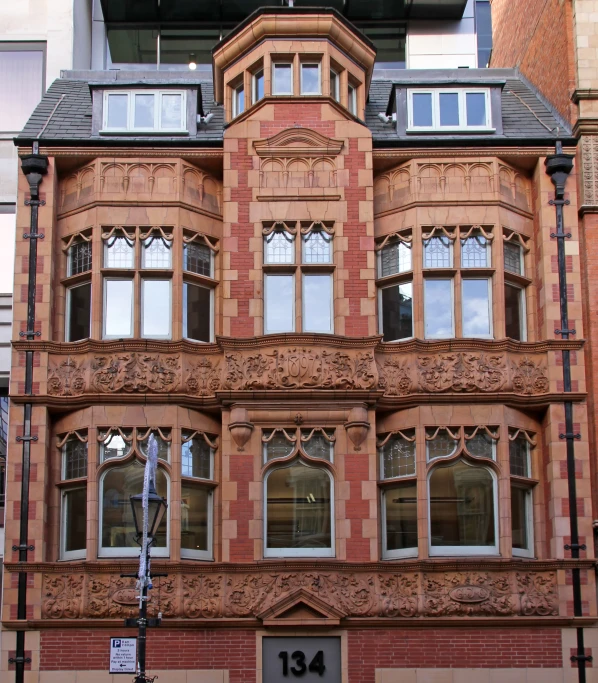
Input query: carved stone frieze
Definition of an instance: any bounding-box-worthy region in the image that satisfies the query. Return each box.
[40,568,559,621]
[510,356,550,395]
[91,353,181,393]
[186,358,221,396]
[47,358,86,396]
[417,353,507,393]
[581,135,598,207]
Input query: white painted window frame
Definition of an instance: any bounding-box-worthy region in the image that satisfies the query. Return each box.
[381,486,418,560]
[347,83,357,115]
[183,280,214,343]
[102,277,134,340]
[253,68,265,103]
[60,486,87,561]
[272,62,293,95]
[183,242,214,278]
[461,277,493,339]
[377,240,412,278]
[377,281,414,342]
[330,68,340,102]
[302,272,334,334]
[65,281,92,342]
[511,483,535,558]
[300,62,321,95]
[141,278,172,340]
[102,90,187,133]
[423,277,455,339]
[180,484,214,561]
[264,273,295,334]
[407,88,492,132]
[505,281,527,342]
[232,82,245,118]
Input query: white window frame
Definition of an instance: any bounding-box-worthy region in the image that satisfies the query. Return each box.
[377,282,414,342]
[348,83,357,115]
[98,468,170,558]
[428,463,500,557]
[183,281,214,343]
[232,83,244,118]
[377,241,412,278]
[330,69,340,102]
[425,429,459,462]
[301,429,335,463]
[407,88,492,132]
[104,235,135,269]
[141,279,172,340]
[505,282,527,341]
[300,62,321,95]
[264,273,295,334]
[65,282,92,342]
[60,487,87,561]
[67,240,92,277]
[464,429,497,461]
[379,432,417,479]
[381,487,418,560]
[511,484,534,558]
[253,68,265,103]
[264,230,295,265]
[424,278,455,339]
[263,430,296,464]
[102,90,187,133]
[302,273,334,334]
[461,277,493,339]
[272,62,293,95]
[102,277,134,340]
[263,463,335,558]
[180,484,214,561]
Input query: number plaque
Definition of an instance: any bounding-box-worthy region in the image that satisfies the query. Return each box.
[263,637,341,683]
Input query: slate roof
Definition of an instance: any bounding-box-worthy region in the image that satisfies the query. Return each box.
[16,68,571,147]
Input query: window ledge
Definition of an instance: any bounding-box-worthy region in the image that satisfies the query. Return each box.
[300,263,335,273]
[61,272,92,287]
[183,271,219,287]
[263,263,297,273]
[376,271,413,286]
[99,129,189,136]
[504,271,532,287]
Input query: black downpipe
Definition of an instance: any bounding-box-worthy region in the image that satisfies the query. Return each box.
[545,142,590,682]
[10,143,48,683]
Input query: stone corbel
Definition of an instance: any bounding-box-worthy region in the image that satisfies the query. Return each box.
[345,406,370,451]
[229,406,254,452]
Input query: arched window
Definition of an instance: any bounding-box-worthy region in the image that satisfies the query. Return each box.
[264,460,334,558]
[428,459,497,556]
[99,459,169,557]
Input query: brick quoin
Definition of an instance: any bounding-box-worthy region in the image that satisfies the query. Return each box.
[40,630,256,683]
[348,629,562,682]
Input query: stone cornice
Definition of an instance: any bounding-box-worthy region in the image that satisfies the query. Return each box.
[18,147,224,158]
[573,118,598,137]
[373,146,576,163]
[572,89,598,103]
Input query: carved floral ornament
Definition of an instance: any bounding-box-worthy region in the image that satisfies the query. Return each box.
[44,347,556,399]
[40,569,560,621]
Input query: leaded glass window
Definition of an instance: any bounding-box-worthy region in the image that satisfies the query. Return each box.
[264,230,294,264]
[426,428,459,461]
[142,236,172,268]
[504,241,523,275]
[509,432,531,478]
[380,240,411,277]
[184,241,212,277]
[62,435,88,480]
[99,428,133,461]
[461,232,489,268]
[424,235,452,268]
[379,431,416,478]
[301,429,334,461]
[137,429,171,461]
[263,429,296,462]
[302,230,332,264]
[68,240,92,276]
[182,430,213,479]
[104,234,134,268]
[464,428,496,459]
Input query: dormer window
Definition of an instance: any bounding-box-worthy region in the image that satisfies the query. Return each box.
[408,89,491,132]
[102,90,187,133]
[272,62,293,95]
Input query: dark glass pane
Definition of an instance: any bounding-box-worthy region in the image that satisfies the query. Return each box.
[439,92,459,126]
[380,241,411,276]
[184,242,211,276]
[413,93,432,127]
[63,438,88,479]
[160,29,220,65]
[476,0,493,68]
[184,283,211,342]
[361,26,406,68]
[181,485,210,553]
[182,432,212,479]
[68,241,92,276]
[266,463,331,550]
[505,283,523,340]
[466,92,487,126]
[302,430,334,461]
[381,282,413,341]
[511,486,530,550]
[254,70,265,101]
[264,431,295,461]
[465,430,494,459]
[67,283,91,342]
[426,428,458,460]
[503,242,522,274]
[380,432,415,478]
[430,461,495,547]
[64,488,87,553]
[385,483,417,551]
[509,435,530,477]
[107,29,158,65]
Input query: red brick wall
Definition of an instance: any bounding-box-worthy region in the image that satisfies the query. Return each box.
[348,628,562,681]
[490,0,576,124]
[40,630,256,683]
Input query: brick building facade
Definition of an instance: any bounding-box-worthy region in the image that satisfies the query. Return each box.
[1,6,596,683]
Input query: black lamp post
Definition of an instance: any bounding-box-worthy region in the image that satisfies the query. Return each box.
[129,482,167,683]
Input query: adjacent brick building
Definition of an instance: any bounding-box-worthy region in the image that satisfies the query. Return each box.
[1,5,596,682]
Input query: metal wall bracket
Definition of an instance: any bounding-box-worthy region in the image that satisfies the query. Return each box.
[16,435,38,443]
[8,656,32,664]
[555,328,576,336]
[565,543,587,551]
[550,232,572,239]
[559,433,582,440]
[11,544,34,552]
[571,655,593,663]
[24,199,45,207]
[549,198,571,205]
[23,233,44,240]
[19,330,41,337]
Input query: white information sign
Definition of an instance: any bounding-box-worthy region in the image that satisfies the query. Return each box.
[109,637,137,674]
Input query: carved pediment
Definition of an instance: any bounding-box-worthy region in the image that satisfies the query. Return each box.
[253,127,344,158]
[256,588,346,627]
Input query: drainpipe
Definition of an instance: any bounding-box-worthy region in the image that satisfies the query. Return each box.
[9,142,48,683]
[545,141,591,682]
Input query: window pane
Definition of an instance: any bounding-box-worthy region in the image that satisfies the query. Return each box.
[67,283,91,342]
[462,279,491,337]
[381,282,413,342]
[63,488,87,554]
[264,431,296,462]
[511,486,530,551]
[181,485,210,553]
[461,234,488,268]
[265,275,294,333]
[505,283,523,341]
[138,429,170,461]
[184,242,212,276]
[301,430,334,461]
[104,280,133,337]
[412,93,432,126]
[184,282,211,342]
[234,86,244,115]
[254,70,264,101]
[101,461,167,549]
[384,483,417,552]
[380,432,416,478]
[465,429,495,459]
[330,70,339,101]
[266,462,331,550]
[439,92,459,126]
[142,238,171,268]
[100,429,133,461]
[504,242,523,275]
[0,49,44,132]
[68,241,92,276]
[303,231,332,264]
[424,279,453,338]
[426,428,459,461]
[63,438,88,479]
[301,64,320,94]
[381,241,411,277]
[105,236,134,268]
[142,280,170,338]
[273,64,292,94]
[161,93,182,128]
[182,432,212,479]
[424,236,451,268]
[303,274,332,333]
[265,231,294,264]
[509,435,530,477]
[430,461,495,547]
[466,92,487,126]
[134,93,155,128]
[348,85,357,115]
[107,94,128,128]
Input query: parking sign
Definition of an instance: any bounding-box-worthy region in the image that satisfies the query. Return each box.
[109,637,137,674]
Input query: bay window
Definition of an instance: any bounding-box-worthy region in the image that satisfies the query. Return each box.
[379,283,413,342]
[503,230,529,341]
[141,279,171,339]
[253,68,265,103]
[184,282,212,342]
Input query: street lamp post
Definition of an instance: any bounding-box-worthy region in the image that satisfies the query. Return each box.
[129,481,167,683]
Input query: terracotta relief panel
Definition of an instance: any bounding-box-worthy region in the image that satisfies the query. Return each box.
[39,567,560,621]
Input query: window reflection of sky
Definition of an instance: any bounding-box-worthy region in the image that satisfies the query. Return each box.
[425,279,452,338]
